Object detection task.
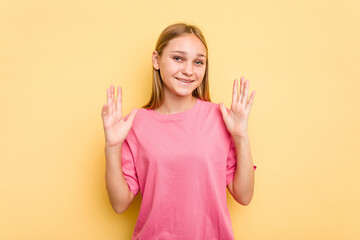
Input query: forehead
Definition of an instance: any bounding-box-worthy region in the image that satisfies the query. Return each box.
[164,34,207,57]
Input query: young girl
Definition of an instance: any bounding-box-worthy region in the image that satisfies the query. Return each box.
[101,23,256,239]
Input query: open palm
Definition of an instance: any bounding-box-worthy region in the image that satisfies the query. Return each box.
[101,85,137,147]
[219,76,255,139]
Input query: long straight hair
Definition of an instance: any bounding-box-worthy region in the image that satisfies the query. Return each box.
[142,23,211,109]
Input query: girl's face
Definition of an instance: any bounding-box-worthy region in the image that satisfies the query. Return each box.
[153,34,207,99]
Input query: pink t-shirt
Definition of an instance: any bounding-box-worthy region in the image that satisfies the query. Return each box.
[121,98,252,239]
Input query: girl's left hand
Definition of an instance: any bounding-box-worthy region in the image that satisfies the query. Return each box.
[219,76,256,140]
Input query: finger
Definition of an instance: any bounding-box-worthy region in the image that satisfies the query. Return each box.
[219,102,229,122]
[241,79,249,105]
[125,108,138,126]
[237,77,241,103]
[111,85,115,99]
[246,90,256,111]
[101,103,108,118]
[237,77,244,104]
[238,76,244,103]
[231,79,237,109]
[107,88,113,115]
[116,86,122,116]
[111,85,115,115]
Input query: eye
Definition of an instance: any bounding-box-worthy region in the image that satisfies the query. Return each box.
[195,60,204,65]
[173,56,183,61]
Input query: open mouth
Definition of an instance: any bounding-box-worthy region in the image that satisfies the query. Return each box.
[176,78,194,83]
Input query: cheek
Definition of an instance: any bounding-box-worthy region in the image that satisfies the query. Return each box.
[195,67,206,80]
[160,61,178,76]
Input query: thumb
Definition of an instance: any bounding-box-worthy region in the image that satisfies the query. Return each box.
[218,102,228,120]
[125,108,138,125]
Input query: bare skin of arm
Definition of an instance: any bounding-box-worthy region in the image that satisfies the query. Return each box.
[219,77,256,206]
[105,143,136,213]
[101,85,138,213]
[226,135,255,206]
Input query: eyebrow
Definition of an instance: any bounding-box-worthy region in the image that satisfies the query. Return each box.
[171,50,206,58]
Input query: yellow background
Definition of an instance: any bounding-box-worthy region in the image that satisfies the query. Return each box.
[1,0,359,239]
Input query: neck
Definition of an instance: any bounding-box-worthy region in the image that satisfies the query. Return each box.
[156,93,197,114]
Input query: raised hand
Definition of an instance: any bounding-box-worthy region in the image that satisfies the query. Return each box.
[101,85,138,147]
[219,76,255,141]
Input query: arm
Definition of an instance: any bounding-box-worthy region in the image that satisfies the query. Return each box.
[101,85,138,214]
[105,143,135,214]
[219,76,256,206]
[227,135,255,205]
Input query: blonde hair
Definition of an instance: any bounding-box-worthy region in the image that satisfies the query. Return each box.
[142,23,211,109]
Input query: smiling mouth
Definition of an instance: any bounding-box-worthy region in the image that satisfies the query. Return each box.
[176,78,194,83]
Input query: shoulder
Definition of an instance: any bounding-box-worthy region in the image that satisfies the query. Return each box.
[198,99,232,140]
[197,99,223,119]
[123,107,150,127]
[122,108,151,144]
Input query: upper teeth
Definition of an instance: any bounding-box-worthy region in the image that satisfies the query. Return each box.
[179,79,192,83]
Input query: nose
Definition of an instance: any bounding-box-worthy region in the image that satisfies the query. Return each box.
[182,61,193,76]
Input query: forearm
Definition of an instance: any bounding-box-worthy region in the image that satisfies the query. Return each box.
[105,143,132,213]
[232,135,255,205]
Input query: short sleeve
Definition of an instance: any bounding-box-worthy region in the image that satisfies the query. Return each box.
[226,137,237,186]
[121,135,140,196]
[226,137,258,186]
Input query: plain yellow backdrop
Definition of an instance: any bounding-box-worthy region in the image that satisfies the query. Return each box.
[1,0,359,239]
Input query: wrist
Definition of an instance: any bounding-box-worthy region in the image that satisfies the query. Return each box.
[232,134,250,145]
[232,133,249,140]
[105,141,123,150]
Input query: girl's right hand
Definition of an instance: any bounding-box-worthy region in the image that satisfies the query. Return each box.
[101,85,138,147]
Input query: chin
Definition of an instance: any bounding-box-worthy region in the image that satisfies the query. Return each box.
[175,88,198,96]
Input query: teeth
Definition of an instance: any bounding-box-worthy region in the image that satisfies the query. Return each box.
[178,78,193,83]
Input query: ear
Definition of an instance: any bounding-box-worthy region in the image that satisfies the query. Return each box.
[152,50,160,70]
